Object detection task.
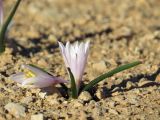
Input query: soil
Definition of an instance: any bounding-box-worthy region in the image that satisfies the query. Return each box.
[0,0,160,120]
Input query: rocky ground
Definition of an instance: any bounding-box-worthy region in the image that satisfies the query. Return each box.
[0,0,160,119]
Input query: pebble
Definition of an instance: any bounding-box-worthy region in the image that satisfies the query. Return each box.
[138,78,156,87]
[154,31,160,39]
[47,97,60,105]
[108,101,116,107]
[39,92,47,99]
[126,81,136,89]
[20,97,33,104]
[4,102,26,118]
[134,89,141,94]
[127,97,138,106]
[37,59,48,67]
[108,108,119,115]
[73,100,84,107]
[111,87,121,93]
[112,96,125,102]
[48,35,57,44]
[111,91,121,96]
[113,26,133,40]
[92,61,106,73]
[79,91,92,102]
[96,89,104,99]
[31,114,44,120]
[155,74,160,83]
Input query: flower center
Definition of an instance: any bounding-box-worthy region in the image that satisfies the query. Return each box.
[24,70,36,78]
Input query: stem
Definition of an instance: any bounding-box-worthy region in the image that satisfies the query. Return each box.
[67,68,78,99]
[0,0,22,53]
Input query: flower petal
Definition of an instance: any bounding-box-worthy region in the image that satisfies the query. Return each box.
[58,41,90,91]
[85,41,90,54]
[21,64,50,77]
[26,77,67,88]
[10,72,26,84]
[58,41,70,67]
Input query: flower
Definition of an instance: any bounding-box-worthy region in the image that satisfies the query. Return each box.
[0,0,3,25]
[58,41,90,91]
[10,64,67,88]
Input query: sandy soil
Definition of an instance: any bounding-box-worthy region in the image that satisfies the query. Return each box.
[0,0,160,119]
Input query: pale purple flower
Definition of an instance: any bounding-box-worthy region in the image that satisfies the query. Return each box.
[0,0,3,25]
[58,41,90,91]
[10,64,67,88]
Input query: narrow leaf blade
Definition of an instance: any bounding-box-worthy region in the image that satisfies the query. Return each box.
[0,0,22,53]
[67,68,78,99]
[82,61,142,91]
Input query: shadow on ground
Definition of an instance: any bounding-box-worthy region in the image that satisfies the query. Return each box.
[8,27,112,57]
[95,67,160,100]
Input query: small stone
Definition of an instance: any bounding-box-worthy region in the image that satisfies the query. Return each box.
[31,114,44,120]
[112,96,125,102]
[46,93,62,105]
[37,59,48,67]
[108,108,119,115]
[20,97,33,104]
[92,61,106,73]
[134,89,141,94]
[73,100,83,107]
[138,78,156,87]
[4,102,26,118]
[154,31,160,39]
[155,74,160,83]
[111,87,120,93]
[79,91,92,102]
[48,35,57,44]
[111,91,120,96]
[63,101,68,104]
[126,81,136,89]
[127,97,138,106]
[39,92,47,99]
[113,27,133,40]
[108,101,116,107]
[47,97,59,105]
[96,89,103,99]
[147,86,157,92]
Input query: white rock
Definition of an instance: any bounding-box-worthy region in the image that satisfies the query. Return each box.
[92,61,106,73]
[31,114,44,120]
[126,81,136,89]
[79,91,92,101]
[155,74,160,83]
[108,101,116,108]
[73,100,83,107]
[39,92,47,99]
[138,78,156,87]
[20,97,33,104]
[4,102,26,118]
[108,108,119,115]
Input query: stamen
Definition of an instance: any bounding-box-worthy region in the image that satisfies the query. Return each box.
[24,70,36,78]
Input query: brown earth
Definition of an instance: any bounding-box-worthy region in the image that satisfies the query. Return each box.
[0,0,160,119]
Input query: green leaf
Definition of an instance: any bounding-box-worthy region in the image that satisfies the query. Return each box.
[29,64,49,74]
[82,61,142,91]
[0,0,22,53]
[67,68,78,99]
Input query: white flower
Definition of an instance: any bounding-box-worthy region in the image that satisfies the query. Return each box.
[0,0,3,25]
[58,41,90,91]
[10,64,67,88]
